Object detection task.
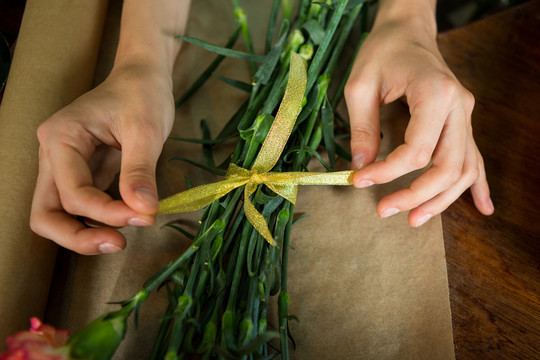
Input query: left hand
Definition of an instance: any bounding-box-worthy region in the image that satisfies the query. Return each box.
[344,12,494,227]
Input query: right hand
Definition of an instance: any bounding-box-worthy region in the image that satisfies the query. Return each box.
[30,63,176,255]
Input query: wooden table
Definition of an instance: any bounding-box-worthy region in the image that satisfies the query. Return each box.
[438,1,540,358]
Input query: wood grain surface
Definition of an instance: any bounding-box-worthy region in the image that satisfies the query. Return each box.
[438,1,540,359]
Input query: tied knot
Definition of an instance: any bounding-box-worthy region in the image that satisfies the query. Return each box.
[249,172,265,185]
[157,53,353,245]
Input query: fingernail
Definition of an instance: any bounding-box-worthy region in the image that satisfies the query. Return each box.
[128,217,152,226]
[82,217,105,228]
[415,214,432,227]
[381,208,400,218]
[135,187,158,207]
[98,243,123,254]
[351,151,366,169]
[355,180,374,188]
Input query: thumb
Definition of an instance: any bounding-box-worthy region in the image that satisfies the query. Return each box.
[345,83,381,170]
[119,128,163,215]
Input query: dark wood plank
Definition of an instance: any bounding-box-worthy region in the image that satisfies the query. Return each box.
[438,1,540,359]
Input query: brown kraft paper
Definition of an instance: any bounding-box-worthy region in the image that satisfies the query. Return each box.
[0,0,109,346]
[21,0,455,359]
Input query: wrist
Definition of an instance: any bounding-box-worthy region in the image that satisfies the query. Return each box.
[114,42,176,78]
[374,0,438,42]
[113,0,191,76]
[108,59,173,93]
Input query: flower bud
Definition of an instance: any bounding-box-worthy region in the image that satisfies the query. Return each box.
[68,313,127,360]
[299,44,314,61]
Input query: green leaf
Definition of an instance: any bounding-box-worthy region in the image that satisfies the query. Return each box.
[253,20,289,87]
[254,185,277,205]
[261,196,285,217]
[236,331,279,355]
[176,35,266,62]
[306,0,348,93]
[200,119,215,168]
[321,102,336,170]
[175,26,241,107]
[292,214,310,227]
[214,74,252,92]
[311,1,333,10]
[346,0,366,10]
[265,0,281,53]
[168,135,237,145]
[162,224,195,240]
[169,157,227,176]
[216,99,249,140]
[294,86,319,131]
[335,141,352,162]
[302,19,325,45]
[284,146,332,171]
[185,175,193,189]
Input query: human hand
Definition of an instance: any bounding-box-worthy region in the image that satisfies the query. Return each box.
[30,63,175,254]
[344,8,494,227]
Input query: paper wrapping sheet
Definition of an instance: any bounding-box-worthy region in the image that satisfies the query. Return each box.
[0,0,109,344]
[3,0,455,358]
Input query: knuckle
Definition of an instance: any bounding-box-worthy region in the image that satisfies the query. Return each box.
[437,75,459,102]
[36,121,52,144]
[462,90,475,114]
[123,163,155,183]
[409,146,432,169]
[350,125,378,144]
[61,197,80,215]
[344,79,369,103]
[463,165,480,184]
[445,165,462,185]
[476,152,485,168]
[29,215,44,236]
[438,74,459,98]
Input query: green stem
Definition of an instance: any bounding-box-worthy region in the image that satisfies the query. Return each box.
[305,0,348,94]
[175,26,241,108]
[278,202,294,360]
[323,3,363,76]
[265,0,281,53]
[231,0,257,75]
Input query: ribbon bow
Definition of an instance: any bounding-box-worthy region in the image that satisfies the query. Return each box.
[159,52,355,245]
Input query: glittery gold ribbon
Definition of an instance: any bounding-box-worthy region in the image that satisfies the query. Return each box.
[159,53,355,245]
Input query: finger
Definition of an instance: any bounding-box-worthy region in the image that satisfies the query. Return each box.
[344,80,381,170]
[30,150,127,255]
[353,85,451,187]
[119,121,164,215]
[376,108,467,217]
[46,124,150,226]
[36,211,127,255]
[407,137,482,227]
[470,146,494,215]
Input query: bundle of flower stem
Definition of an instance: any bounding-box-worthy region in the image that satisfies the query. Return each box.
[63,1,370,359]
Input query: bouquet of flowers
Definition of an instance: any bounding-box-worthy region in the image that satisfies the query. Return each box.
[2,0,370,358]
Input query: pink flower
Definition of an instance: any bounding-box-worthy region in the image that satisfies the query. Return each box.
[0,318,70,360]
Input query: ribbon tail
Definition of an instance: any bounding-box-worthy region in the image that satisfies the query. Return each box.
[158,177,248,214]
[244,183,276,246]
[265,183,298,205]
[287,170,356,186]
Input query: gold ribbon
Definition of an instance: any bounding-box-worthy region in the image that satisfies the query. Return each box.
[159,52,355,245]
